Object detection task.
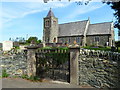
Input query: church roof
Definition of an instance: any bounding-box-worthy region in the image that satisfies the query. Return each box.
[58,20,88,37]
[87,22,112,35]
[58,20,112,37]
[47,8,55,17]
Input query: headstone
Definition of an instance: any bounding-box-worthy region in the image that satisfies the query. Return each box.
[2,41,13,51]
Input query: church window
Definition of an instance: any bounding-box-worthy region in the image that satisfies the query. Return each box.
[76,37,80,43]
[68,38,70,43]
[94,36,99,42]
[61,38,64,43]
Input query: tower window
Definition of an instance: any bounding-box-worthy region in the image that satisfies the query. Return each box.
[45,20,50,27]
[53,21,56,24]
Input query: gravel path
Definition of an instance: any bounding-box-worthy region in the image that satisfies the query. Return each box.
[2,78,81,88]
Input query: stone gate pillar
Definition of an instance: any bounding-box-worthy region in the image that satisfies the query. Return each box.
[69,47,80,85]
[26,46,39,77]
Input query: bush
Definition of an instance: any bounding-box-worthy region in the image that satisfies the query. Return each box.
[14,46,20,49]
[2,69,9,78]
[115,41,120,47]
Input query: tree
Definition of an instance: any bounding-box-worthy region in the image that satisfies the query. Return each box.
[104,1,120,31]
[37,40,42,44]
[115,41,120,47]
[26,37,38,43]
[9,38,12,41]
[26,37,41,44]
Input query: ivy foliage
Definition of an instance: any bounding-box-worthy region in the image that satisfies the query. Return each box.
[37,47,69,72]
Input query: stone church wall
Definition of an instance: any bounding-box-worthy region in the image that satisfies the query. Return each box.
[86,35,109,46]
[58,36,83,45]
[78,49,120,88]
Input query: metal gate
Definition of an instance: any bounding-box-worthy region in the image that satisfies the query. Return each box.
[35,49,70,82]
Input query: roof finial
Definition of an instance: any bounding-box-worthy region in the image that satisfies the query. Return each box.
[47,8,55,17]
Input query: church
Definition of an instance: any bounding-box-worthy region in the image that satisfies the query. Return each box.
[43,8,115,46]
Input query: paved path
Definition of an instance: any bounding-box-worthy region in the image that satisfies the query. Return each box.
[2,78,81,88]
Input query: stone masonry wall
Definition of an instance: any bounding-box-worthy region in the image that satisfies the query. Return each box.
[86,35,109,46]
[58,36,83,45]
[78,49,120,88]
[1,51,27,76]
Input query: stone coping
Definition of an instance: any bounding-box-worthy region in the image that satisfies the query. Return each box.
[68,46,80,49]
[25,46,40,49]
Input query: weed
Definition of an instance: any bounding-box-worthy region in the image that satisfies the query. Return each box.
[2,69,9,78]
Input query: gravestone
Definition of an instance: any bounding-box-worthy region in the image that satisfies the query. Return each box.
[2,41,13,51]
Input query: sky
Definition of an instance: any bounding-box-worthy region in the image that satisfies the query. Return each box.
[0,0,119,42]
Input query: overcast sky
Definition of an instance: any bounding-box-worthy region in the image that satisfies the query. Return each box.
[0,0,118,42]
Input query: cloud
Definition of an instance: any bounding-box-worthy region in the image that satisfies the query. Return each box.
[66,2,105,19]
[2,2,71,24]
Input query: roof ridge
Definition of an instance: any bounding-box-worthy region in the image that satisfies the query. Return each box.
[90,21,112,25]
[59,20,88,25]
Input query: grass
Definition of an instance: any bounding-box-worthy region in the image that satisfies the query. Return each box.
[82,46,111,51]
[20,74,40,81]
[39,46,68,50]
[82,46,120,53]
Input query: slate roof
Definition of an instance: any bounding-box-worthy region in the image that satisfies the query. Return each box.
[87,22,112,35]
[58,20,88,37]
[47,8,55,17]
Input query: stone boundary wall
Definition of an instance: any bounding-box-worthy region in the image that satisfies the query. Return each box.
[1,51,27,76]
[78,49,120,88]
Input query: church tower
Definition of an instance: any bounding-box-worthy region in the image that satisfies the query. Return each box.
[43,8,58,43]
